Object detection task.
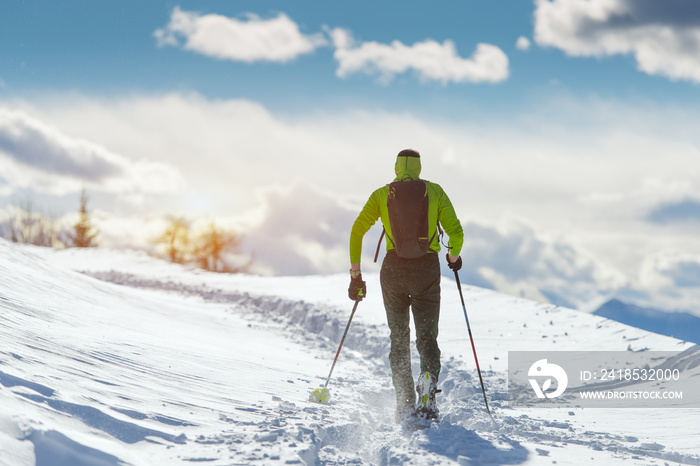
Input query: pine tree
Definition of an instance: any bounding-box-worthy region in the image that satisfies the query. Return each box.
[66,190,98,248]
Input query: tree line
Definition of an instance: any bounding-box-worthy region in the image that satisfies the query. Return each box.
[1,191,250,274]
[2,190,97,249]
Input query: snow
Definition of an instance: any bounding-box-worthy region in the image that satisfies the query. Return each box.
[1,239,699,465]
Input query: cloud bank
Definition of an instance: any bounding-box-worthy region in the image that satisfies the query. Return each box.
[9,92,700,242]
[329,28,509,84]
[6,92,700,312]
[456,216,626,308]
[534,0,700,83]
[0,108,183,197]
[155,8,327,63]
[237,183,362,276]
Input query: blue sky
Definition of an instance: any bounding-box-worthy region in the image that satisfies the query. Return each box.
[2,1,700,314]
[3,0,698,114]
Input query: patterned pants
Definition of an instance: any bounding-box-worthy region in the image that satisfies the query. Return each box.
[380,250,441,407]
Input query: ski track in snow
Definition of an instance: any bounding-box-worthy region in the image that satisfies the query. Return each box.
[1,242,700,465]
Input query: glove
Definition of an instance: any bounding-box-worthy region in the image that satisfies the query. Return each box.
[447,254,462,272]
[348,274,367,301]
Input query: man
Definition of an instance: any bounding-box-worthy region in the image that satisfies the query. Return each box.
[348,149,463,422]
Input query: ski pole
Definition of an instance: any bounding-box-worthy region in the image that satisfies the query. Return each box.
[323,299,359,389]
[453,270,491,416]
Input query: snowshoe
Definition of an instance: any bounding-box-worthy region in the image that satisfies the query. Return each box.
[404,414,438,430]
[397,405,434,431]
[415,371,440,421]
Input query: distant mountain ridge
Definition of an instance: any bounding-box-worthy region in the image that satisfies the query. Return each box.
[594,299,700,345]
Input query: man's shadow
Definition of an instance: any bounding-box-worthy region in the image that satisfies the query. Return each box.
[413,422,528,465]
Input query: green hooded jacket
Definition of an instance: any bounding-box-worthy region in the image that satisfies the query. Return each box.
[349,151,464,264]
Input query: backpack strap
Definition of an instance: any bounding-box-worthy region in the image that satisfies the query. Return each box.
[374,227,386,263]
[437,222,452,252]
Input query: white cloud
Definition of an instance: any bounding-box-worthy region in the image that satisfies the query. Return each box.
[643,250,700,290]
[329,28,509,84]
[634,249,700,312]
[237,182,366,276]
[534,0,700,83]
[153,7,509,84]
[155,7,327,63]
[516,36,531,51]
[458,215,626,308]
[0,108,183,197]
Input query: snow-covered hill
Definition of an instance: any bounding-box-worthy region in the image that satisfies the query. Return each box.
[1,239,699,465]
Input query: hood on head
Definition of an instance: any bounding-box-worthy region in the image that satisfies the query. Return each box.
[394,149,421,180]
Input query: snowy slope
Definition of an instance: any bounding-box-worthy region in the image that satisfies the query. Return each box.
[1,239,699,465]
